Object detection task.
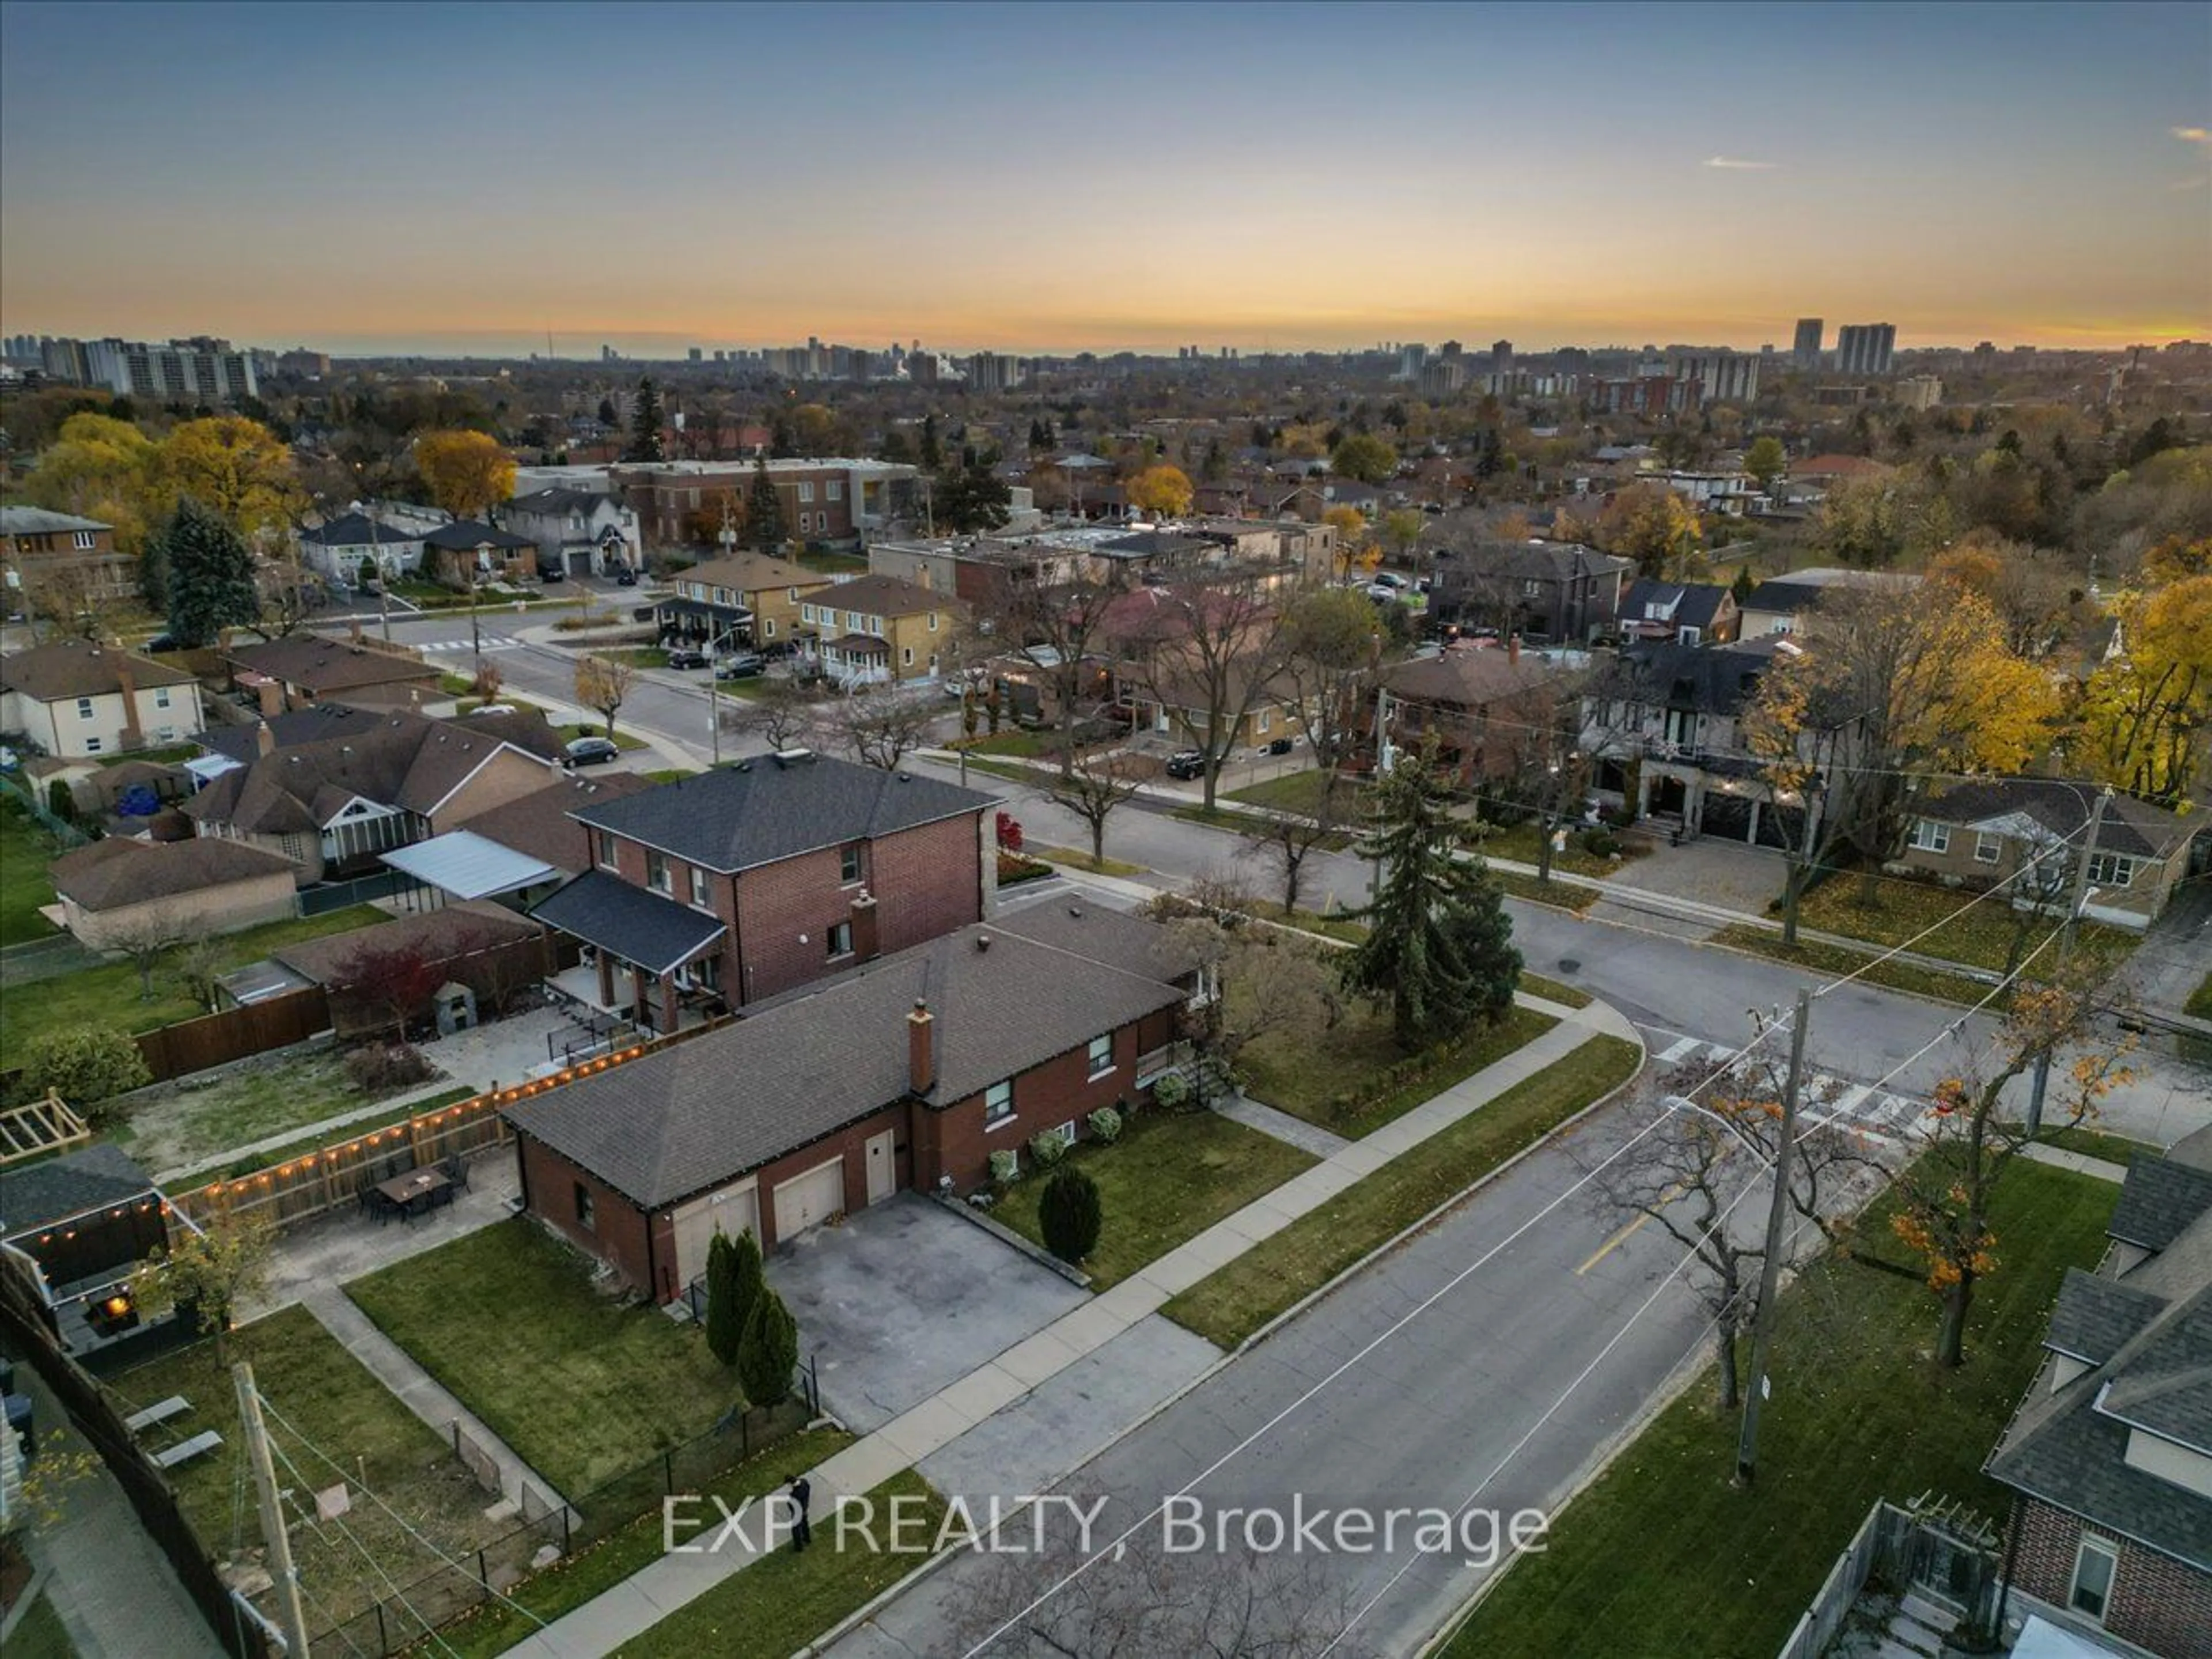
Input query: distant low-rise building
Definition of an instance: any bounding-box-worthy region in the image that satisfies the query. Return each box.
[1,506,134,610]
[221,633,444,714]
[422,521,540,588]
[502,488,642,579]
[296,512,429,587]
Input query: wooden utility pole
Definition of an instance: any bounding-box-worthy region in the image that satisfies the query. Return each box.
[233,1362,311,1658]
[1735,988,1810,1488]
[2025,785,2112,1137]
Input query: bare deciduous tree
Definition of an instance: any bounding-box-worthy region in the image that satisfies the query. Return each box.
[102,904,191,1001]
[831,687,937,771]
[1043,751,1146,864]
[732,675,825,753]
[1127,569,1297,809]
[574,654,637,740]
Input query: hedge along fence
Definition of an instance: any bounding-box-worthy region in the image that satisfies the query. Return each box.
[169,1040,652,1232]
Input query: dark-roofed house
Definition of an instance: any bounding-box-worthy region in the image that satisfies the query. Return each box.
[503,903,1204,1299]
[222,633,444,713]
[797,574,967,687]
[1618,578,1741,646]
[502,488,641,579]
[296,512,427,586]
[1428,541,1633,646]
[531,749,994,1031]
[1,639,202,757]
[50,836,300,949]
[422,520,540,588]
[0,505,133,606]
[1898,780,2201,932]
[0,1143,180,1367]
[184,708,556,884]
[1377,641,1580,789]
[1987,1131,2212,1656]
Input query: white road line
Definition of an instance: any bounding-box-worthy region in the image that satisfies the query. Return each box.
[1655,1035,1703,1064]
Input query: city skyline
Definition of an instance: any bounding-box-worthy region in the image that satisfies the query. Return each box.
[2,1,2207,356]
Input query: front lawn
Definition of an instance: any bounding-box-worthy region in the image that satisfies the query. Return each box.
[347,1219,740,1495]
[1165,1035,1641,1349]
[555,722,650,751]
[1451,1158,2119,1658]
[1516,972,1592,1009]
[5,1592,74,1659]
[0,905,387,1070]
[1491,869,1602,912]
[611,1469,945,1659]
[591,647,670,670]
[107,1306,505,1635]
[431,1427,855,1659]
[2036,1123,2161,1164]
[1028,842,1149,878]
[1238,990,1557,1138]
[2187,970,2212,1021]
[1222,769,1368,818]
[1472,820,1644,878]
[991,1108,1317,1289]
[0,796,60,946]
[1790,868,2135,976]
[1708,923,1995,1006]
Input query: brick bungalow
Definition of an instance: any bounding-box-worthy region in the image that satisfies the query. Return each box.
[1987,1128,2212,1656]
[501,902,1203,1301]
[529,749,994,1030]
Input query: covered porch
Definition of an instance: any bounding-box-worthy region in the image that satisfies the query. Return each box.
[529,869,727,1034]
[654,594,754,651]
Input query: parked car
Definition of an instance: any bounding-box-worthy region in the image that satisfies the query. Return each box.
[614,567,638,587]
[538,565,565,583]
[714,653,766,680]
[1370,571,1408,590]
[1164,749,1207,780]
[665,648,710,670]
[563,736,620,767]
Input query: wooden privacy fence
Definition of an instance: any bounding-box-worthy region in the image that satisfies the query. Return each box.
[170,1040,651,1232]
[135,986,332,1082]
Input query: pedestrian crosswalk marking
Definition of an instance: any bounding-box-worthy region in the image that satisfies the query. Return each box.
[418,639,520,654]
[1637,1027,1926,1146]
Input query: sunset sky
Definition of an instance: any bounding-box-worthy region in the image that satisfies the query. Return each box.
[2,1,2207,356]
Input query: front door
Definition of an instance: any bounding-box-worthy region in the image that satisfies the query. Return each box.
[865,1131,896,1205]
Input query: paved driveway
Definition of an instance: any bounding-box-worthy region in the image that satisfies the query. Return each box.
[767,1193,1088,1431]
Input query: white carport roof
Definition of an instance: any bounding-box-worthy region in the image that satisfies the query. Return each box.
[381,830,556,900]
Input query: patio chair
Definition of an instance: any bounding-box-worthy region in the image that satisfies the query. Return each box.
[444,1154,470,1192]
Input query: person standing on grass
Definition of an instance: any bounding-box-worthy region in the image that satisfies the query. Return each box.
[786,1472,812,1552]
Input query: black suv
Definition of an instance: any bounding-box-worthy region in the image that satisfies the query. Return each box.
[1164,749,1207,780]
[665,648,710,670]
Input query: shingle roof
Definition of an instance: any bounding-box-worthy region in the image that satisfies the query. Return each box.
[422,520,536,552]
[452,772,649,876]
[0,506,112,537]
[528,870,726,976]
[569,751,991,874]
[1384,647,1566,708]
[678,552,831,594]
[225,636,442,694]
[507,487,615,515]
[807,574,961,619]
[1738,579,1825,616]
[0,1144,159,1241]
[1434,541,1633,585]
[1622,579,1736,633]
[0,640,197,702]
[503,903,1195,1209]
[2108,1152,2212,1250]
[272,900,544,986]
[300,513,422,548]
[50,836,298,910]
[1990,1150,2212,1571]
[1597,638,1789,717]
[1919,780,2194,862]
[2046,1268,2166,1364]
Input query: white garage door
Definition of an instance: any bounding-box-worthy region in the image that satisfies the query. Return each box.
[671,1182,759,1288]
[773,1158,844,1243]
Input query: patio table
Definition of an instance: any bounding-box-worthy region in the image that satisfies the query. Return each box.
[376,1168,452,1219]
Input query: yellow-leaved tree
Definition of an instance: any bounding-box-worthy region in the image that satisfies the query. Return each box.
[2076,575,2212,806]
[21,412,158,555]
[1128,463,1194,520]
[153,415,301,543]
[1323,504,1377,575]
[1594,482,1703,579]
[414,429,517,522]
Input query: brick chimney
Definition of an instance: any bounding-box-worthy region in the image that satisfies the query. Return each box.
[256,679,284,718]
[256,719,276,758]
[907,999,935,1094]
[112,658,143,749]
[850,891,879,961]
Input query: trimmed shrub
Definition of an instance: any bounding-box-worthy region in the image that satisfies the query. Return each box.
[1039,1166,1103,1264]
[1578,827,1622,858]
[1028,1128,1069,1169]
[988,1148,1020,1188]
[1151,1073,1192,1112]
[736,1286,800,1407]
[1086,1107,1123,1146]
[344,1042,434,1095]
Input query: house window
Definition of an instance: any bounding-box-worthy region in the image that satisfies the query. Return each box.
[984,1080,1013,1126]
[1909,820,1950,855]
[1256,707,1272,733]
[647,850,671,893]
[927,611,939,632]
[1974,832,2002,865]
[77,697,94,720]
[596,829,617,869]
[1088,1035,1113,1078]
[1522,579,1543,597]
[84,737,102,753]
[689,866,709,907]
[574,1183,596,1232]
[762,617,777,638]
[154,687,172,709]
[847,610,865,632]
[73,530,96,550]
[840,844,862,884]
[2069,1536,2118,1621]
[2086,853,2136,888]
[798,482,815,503]
[825,921,853,958]
[902,646,915,666]
[827,480,843,502]
[801,604,816,625]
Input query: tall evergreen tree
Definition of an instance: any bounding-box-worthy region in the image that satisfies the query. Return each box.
[933,459,1012,534]
[736,1286,800,1407]
[1338,740,1521,1050]
[919,412,942,471]
[624,377,666,463]
[704,1232,742,1366]
[747,455,787,551]
[160,497,260,647]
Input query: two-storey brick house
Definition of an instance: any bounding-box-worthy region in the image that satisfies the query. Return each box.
[0,506,134,608]
[529,749,995,1031]
[655,551,836,653]
[798,574,967,686]
[0,639,201,758]
[502,902,1203,1296]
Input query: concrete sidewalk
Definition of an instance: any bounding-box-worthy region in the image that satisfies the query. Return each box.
[505,994,1640,1657]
